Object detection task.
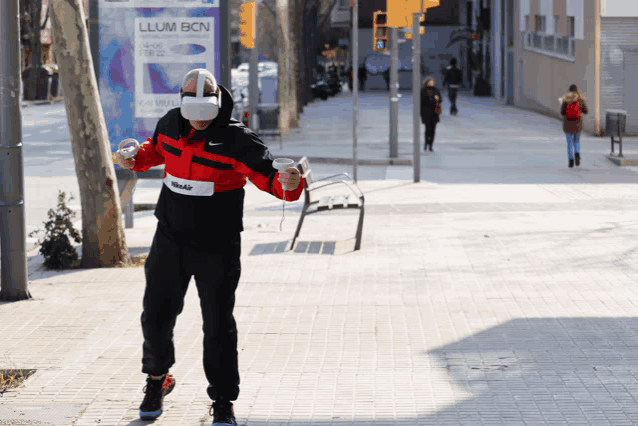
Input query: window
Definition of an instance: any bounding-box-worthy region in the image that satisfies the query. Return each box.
[554,15,560,35]
[567,16,575,37]
[525,15,530,32]
[534,15,546,33]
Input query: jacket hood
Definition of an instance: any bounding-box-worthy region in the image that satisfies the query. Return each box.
[561,91,582,103]
[211,84,234,127]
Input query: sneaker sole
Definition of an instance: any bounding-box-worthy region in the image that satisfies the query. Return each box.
[139,408,162,420]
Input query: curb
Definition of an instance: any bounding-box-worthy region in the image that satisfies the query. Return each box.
[606,155,638,166]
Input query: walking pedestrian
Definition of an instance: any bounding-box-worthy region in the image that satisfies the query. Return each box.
[358,64,367,92]
[559,84,589,168]
[383,68,390,91]
[115,68,303,426]
[420,76,443,152]
[443,58,462,115]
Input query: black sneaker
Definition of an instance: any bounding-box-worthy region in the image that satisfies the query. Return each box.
[569,159,574,168]
[210,399,237,426]
[139,374,175,420]
[575,152,580,166]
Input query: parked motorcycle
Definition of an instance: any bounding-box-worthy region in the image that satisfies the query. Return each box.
[311,78,329,100]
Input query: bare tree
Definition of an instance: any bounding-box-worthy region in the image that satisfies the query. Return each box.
[259,0,279,62]
[49,0,132,268]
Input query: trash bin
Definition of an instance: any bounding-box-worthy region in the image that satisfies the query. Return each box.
[49,72,59,98]
[606,109,628,157]
[605,109,627,136]
[21,66,50,101]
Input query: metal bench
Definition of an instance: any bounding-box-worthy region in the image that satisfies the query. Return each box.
[291,157,365,251]
[115,166,164,228]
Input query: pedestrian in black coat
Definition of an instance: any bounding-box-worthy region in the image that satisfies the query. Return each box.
[420,77,442,152]
[358,64,367,91]
[443,58,463,115]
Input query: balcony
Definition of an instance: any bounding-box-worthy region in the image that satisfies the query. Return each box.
[522,31,575,61]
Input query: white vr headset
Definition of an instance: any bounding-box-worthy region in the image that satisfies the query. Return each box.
[180,70,220,121]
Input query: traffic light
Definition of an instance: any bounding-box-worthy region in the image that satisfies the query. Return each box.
[404,14,425,40]
[387,0,418,28]
[373,11,387,52]
[387,0,439,28]
[239,1,255,49]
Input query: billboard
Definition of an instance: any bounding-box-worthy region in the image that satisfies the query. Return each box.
[94,0,226,152]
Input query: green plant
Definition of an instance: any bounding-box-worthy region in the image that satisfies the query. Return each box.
[28,191,82,270]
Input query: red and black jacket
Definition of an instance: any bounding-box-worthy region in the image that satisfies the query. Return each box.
[131,84,303,245]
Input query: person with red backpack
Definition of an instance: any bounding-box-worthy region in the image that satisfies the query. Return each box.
[560,84,589,168]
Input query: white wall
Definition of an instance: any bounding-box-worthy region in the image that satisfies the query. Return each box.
[602,0,638,17]
[520,0,530,31]
[566,0,585,39]
[540,0,554,34]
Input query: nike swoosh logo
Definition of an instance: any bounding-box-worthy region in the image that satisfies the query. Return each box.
[208,142,223,146]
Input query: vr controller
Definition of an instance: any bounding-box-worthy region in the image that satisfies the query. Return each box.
[118,138,140,160]
[273,158,294,191]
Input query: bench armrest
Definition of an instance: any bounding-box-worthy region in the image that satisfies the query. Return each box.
[306,179,364,200]
[313,172,354,183]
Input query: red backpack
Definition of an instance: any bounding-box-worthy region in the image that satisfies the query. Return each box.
[566,99,581,120]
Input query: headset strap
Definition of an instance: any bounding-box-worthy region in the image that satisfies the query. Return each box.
[196,71,206,97]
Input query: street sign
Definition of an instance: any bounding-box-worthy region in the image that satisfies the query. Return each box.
[91,0,227,154]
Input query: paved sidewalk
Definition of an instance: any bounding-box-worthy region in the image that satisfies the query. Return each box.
[2,92,638,425]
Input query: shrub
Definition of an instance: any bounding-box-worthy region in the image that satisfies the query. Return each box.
[29,191,82,270]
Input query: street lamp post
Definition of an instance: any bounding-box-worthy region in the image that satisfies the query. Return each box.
[0,0,31,301]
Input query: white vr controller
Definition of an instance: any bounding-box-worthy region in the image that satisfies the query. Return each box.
[273,158,294,191]
[118,138,140,160]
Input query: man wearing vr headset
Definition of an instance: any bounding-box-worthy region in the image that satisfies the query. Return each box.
[116,68,302,426]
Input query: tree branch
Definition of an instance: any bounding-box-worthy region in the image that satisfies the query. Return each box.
[41,4,49,30]
[261,0,277,19]
[317,0,340,32]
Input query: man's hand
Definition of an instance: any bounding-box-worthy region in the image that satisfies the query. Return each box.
[278,167,300,191]
[114,151,136,170]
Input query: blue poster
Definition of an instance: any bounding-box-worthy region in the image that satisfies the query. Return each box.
[97,0,220,152]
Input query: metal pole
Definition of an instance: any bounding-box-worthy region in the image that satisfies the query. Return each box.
[389,27,399,159]
[412,13,421,183]
[503,0,509,103]
[0,0,31,301]
[249,1,259,131]
[618,114,623,158]
[352,0,358,182]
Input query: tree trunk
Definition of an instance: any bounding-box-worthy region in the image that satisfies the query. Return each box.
[277,0,292,133]
[26,0,43,100]
[49,0,131,268]
[288,0,299,127]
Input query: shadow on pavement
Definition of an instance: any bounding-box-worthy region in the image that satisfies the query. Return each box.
[424,317,638,424]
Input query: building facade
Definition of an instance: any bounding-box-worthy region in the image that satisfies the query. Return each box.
[488,0,638,135]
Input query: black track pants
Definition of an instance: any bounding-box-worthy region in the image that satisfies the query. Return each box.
[448,87,458,113]
[141,225,241,401]
[424,120,437,147]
